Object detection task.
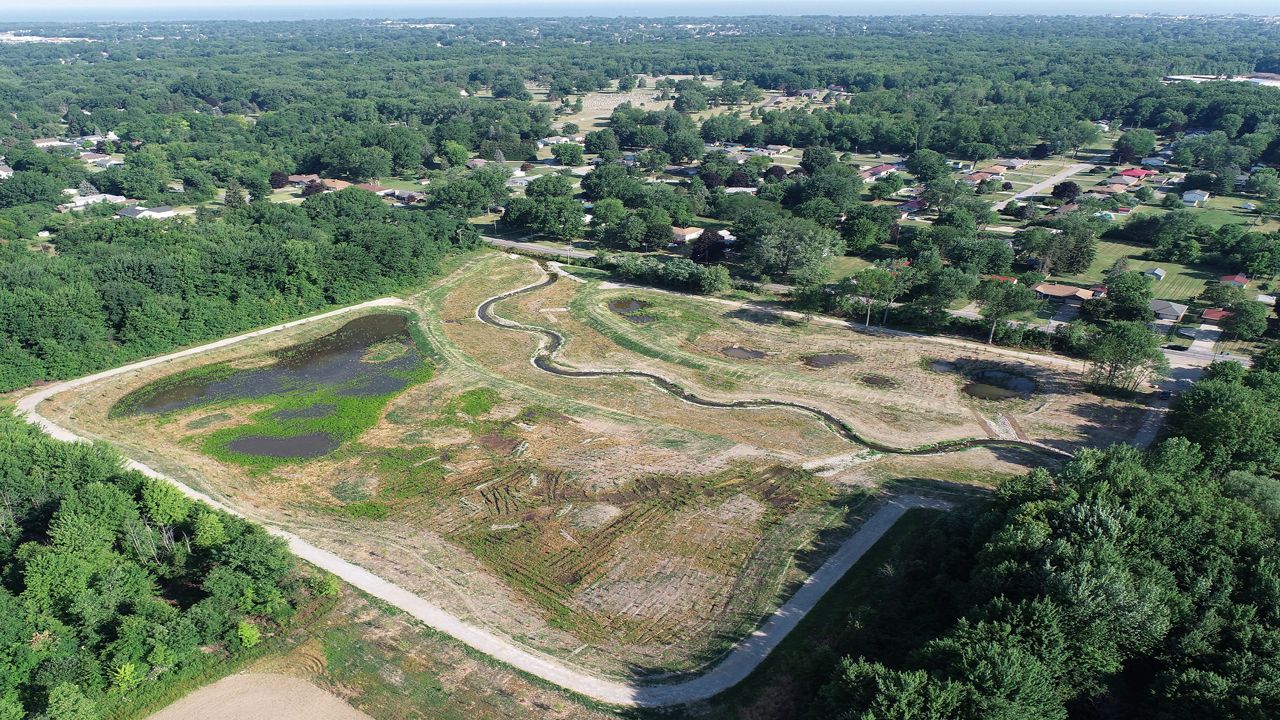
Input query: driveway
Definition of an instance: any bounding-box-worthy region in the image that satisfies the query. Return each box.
[991,162,1093,210]
[1186,323,1221,354]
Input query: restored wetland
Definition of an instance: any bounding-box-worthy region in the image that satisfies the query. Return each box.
[36,251,1150,682]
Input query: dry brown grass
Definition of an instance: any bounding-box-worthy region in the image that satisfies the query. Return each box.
[33,251,1140,679]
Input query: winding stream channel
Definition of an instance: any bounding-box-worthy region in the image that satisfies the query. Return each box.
[476,269,1071,459]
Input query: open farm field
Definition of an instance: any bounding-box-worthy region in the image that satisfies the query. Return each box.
[33,250,1145,685]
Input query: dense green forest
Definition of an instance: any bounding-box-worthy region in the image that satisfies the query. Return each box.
[2,15,1278,392]
[0,190,477,392]
[0,414,312,719]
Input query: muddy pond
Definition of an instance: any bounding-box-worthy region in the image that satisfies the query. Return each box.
[115,313,423,459]
[722,346,766,360]
[607,298,656,324]
[804,353,861,369]
[962,370,1037,400]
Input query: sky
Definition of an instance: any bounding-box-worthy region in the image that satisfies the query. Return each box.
[0,0,1277,22]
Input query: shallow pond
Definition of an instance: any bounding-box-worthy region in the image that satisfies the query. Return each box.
[804,353,861,369]
[226,432,339,458]
[608,298,656,325]
[860,374,900,389]
[928,360,957,373]
[962,370,1037,400]
[273,404,336,420]
[722,346,766,360]
[121,314,421,417]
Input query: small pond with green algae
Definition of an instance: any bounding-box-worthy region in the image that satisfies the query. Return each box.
[113,313,431,464]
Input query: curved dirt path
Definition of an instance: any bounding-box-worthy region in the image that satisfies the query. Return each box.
[16,288,954,707]
[478,265,1070,459]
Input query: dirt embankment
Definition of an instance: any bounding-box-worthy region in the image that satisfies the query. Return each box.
[148,673,371,720]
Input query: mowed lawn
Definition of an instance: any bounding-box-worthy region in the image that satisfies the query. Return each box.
[1054,238,1216,301]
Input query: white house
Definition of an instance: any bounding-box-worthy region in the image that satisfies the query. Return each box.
[671,226,703,243]
[1182,189,1211,207]
[116,205,177,220]
[58,193,127,211]
[0,163,12,180]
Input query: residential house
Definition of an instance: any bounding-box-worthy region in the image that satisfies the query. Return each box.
[116,205,176,220]
[32,138,75,151]
[1220,273,1249,287]
[1033,283,1094,306]
[897,198,927,218]
[1183,189,1211,206]
[979,164,1011,175]
[355,182,394,196]
[1051,203,1080,216]
[465,158,488,170]
[320,178,351,191]
[537,136,571,148]
[288,174,320,187]
[717,229,737,245]
[0,163,12,180]
[1145,267,1167,281]
[1105,175,1141,187]
[671,226,703,244]
[1000,158,1031,169]
[94,158,123,169]
[764,144,790,154]
[723,186,758,195]
[57,193,128,212]
[1200,308,1234,324]
[1149,299,1188,322]
[961,172,995,186]
[859,164,897,181]
[1119,168,1157,179]
[391,189,426,204]
[1256,294,1277,306]
[1140,157,1168,167]
[78,152,109,162]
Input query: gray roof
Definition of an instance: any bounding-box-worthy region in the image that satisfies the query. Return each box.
[1149,299,1188,316]
[116,206,146,217]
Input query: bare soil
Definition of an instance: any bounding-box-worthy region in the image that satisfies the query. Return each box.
[148,674,372,720]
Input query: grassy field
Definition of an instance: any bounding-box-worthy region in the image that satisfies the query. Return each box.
[39,250,1145,687]
[1055,237,1215,301]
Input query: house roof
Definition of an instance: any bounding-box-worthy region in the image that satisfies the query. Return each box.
[1146,267,1167,277]
[320,179,351,190]
[1150,299,1188,316]
[1119,168,1157,178]
[1220,273,1249,285]
[1201,308,1234,322]
[288,173,320,183]
[1034,283,1092,300]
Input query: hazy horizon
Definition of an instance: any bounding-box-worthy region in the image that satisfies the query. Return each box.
[1,0,1277,23]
